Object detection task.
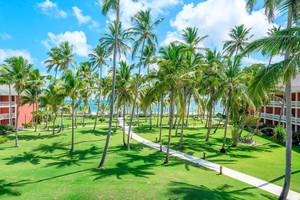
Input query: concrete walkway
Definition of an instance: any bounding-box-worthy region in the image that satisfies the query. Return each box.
[118,117,300,200]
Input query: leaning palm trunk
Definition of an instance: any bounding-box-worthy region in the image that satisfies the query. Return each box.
[98,7,119,167]
[70,100,75,153]
[127,40,146,150]
[156,103,160,127]
[15,93,20,147]
[164,89,174,164]
[60,109,64,132]
[179,114,185,149]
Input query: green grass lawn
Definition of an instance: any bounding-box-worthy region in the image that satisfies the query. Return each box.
[133,116,300,193]
[0,118,276,199]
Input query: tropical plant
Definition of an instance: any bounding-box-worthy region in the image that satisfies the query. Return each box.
[2,56,32,147]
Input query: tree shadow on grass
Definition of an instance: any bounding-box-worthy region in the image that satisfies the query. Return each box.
[0,179,24,197]
[7,133,61,141]
[167,181,274,200]
[4,152,42,165]
[79,127,117,136]
[33,142,68,154]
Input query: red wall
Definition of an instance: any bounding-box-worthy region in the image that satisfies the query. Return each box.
[18,103,34,127]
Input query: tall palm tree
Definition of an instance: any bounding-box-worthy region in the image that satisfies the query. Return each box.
[45,47,61,78]
[223,24,253,56]
[98,0,121,168]
[158,43,185,164]
[89,45,107,132]
[2,56,32,147]
[115,61,133,146]
[127,9,163,150]
[62,70,82,153]
[219,55,252,152]
[246,1,300,198]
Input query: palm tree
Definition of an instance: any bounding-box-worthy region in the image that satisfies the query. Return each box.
[219,55,252,152]
[127,9,163,150]
[41,82,64,134]
[115,61,133,145]
[223,24,253,56]
[22,69,44,132]
[2,56,32,147]
[89,45,107,132]
[45,42,74,77]
[158,43,185,163]
[98,0,121,168]
[246,1,300,198]
[62,70,82,153]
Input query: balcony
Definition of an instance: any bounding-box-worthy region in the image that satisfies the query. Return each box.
[0,101,16,108]
[267,101,300,108]
[0,113,16,120]
[260,113,300,125]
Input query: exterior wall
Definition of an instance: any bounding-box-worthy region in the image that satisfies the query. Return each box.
[17,103,34,127]
[260,92,300,131]
[0,95,34,128]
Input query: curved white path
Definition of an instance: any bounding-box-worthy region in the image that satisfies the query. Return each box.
[118,117,300,200]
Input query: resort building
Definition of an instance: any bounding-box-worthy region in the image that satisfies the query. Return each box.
[260,74,300,132]
[0,85,34,128]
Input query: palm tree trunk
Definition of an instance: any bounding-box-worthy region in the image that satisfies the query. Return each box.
[185,94,191,127]
[15,94,20,147]
[279,11,293,200]
[98,5,120,167]
[127,40,146,150]
[164,89,174,164]
[34,98,38,132]
[75,110,77,128]
[70,100,75,153]
[93,96,101,133]
[137,105,140,127]
[8,84,12,126]
[156,103,160,127]
[149,105,152,130]
[221,94,231,153]
[179,114,185,149]
[52,112,56,135]
[206,105,213,142]
[60,109,64,132]
[123,104,126,146]
[159,95,164,151]
[82,110,86,127]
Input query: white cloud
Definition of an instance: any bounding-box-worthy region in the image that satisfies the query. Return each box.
[165,0,276,48]
[0,33,12,40]
[42,31,91,57]
[37,0,67,18]
[105,0,181,28]
[72,6,99,29]
[0,49,33,63]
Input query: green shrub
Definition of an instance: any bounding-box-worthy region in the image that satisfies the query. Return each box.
[0,125,15,135]
[273,125,286,143]
[0,136,8,144]
[23,122,33,128]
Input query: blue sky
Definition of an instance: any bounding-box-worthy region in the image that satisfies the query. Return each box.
[0,0,285,75]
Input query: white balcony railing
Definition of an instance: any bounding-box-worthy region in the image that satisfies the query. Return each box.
[0,101,16,107]
[0,113,16,120]
[260,113,300,125]
[267,101,300,108]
